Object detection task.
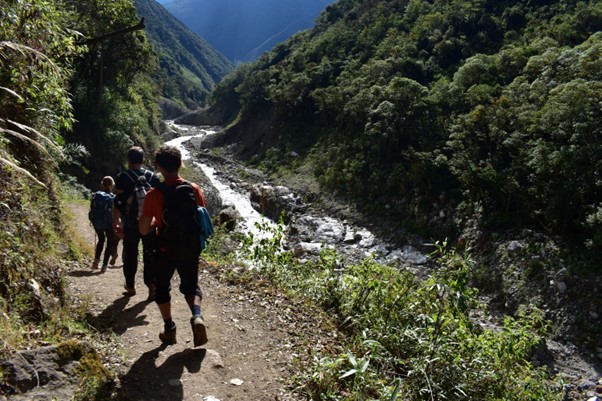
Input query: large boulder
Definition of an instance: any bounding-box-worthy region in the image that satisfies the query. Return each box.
[249,184,305,224]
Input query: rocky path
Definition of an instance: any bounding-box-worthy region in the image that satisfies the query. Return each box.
[66,201,320,401]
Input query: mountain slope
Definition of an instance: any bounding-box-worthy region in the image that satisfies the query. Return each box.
[207,0,602,250]
[134,0,234,108]
[161,0,336,62]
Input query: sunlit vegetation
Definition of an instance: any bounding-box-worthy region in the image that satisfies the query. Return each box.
[235,223,562,400]
[210,0,602,257]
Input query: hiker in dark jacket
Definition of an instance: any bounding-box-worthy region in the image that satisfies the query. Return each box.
[112,146,160,299]
[139,145,208,347]
[89,176,116,272]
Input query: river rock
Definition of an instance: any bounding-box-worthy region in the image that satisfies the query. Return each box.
[292,215,345,244]
[219,205,242,231]
[249,184,304,223]
[196,173,222,217]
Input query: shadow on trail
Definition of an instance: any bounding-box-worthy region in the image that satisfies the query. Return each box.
[87,296,153,335]
[121,345,206,401]
[66,264,123,278]
[66,269,99,278]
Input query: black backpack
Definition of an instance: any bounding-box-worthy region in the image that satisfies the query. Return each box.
[157,181,202,259]
[121,170,153,221]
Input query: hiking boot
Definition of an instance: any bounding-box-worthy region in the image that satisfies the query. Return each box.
[147,283,156,302]
[123,284,136,296]
[101,265,108,273]
[91,260,100,270]
[159,325,177,345]
[190,316,208,347]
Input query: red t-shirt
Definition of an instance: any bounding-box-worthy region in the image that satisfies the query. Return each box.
[142,177,206,230]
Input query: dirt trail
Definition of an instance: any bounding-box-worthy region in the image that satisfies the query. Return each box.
[67,201,312,401]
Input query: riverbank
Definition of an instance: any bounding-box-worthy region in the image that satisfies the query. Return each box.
[175,126,602,401]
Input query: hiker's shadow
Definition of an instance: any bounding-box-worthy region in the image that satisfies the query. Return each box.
[87,296,152,335]
[121,345,206,401]
[66,269,98,278]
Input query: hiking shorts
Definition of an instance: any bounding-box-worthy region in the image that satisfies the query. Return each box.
[154,252,202,304]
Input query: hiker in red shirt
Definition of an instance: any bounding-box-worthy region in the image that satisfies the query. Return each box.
[139,145,208,347]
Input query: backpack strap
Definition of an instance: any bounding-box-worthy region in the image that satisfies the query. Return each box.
[122,169,139,184]
[143,169,154,183]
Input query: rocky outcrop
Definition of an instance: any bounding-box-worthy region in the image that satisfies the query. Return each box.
[175,108,231,127]
[158,97,190,120]
[249,183,305,224]
[1,340,109,400]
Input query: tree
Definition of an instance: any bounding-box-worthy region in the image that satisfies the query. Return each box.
[0,0,83,184]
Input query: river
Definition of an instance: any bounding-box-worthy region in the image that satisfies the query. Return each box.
[165,124,277,239]
[164,122,429,267]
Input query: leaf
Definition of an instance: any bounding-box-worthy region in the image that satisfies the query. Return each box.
[0,157,47,188]
[348,352,358,367]
[389,379,401,401]
[0,41,60,73]
[4,119,62,153]
[339,368,357,379]
[0,86,23,102]
[0,127,57,167]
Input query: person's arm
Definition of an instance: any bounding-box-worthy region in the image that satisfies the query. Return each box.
[139,214,153,235]
[112,202,125,239]
[112,174,126,237]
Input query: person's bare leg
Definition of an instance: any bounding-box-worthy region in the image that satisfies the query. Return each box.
[158,301,171,320]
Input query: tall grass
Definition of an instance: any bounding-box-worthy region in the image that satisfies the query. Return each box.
[238,224,562,401]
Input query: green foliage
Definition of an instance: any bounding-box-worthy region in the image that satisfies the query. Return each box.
[64,0,162,180]
[448,31,602,243]
[0,0,85,186]
[209,0,602,255]
[239,224,561,400]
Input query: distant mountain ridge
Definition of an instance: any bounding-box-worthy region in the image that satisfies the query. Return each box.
[134,0,234,108]
[160,0,336,62]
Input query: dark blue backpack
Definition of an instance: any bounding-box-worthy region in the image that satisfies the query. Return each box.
[89,191,114,230]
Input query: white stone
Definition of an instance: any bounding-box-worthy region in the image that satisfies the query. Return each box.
[402,245,428,265]
[507,241,524,252]
[230,378,244,386]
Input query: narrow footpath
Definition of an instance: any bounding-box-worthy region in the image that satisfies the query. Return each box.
[66,201,330,401]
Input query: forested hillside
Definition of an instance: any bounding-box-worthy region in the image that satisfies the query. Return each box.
[134,0,233,109]
[209,0,602,257]
[0,0,162,397]
[161,0,336,61]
